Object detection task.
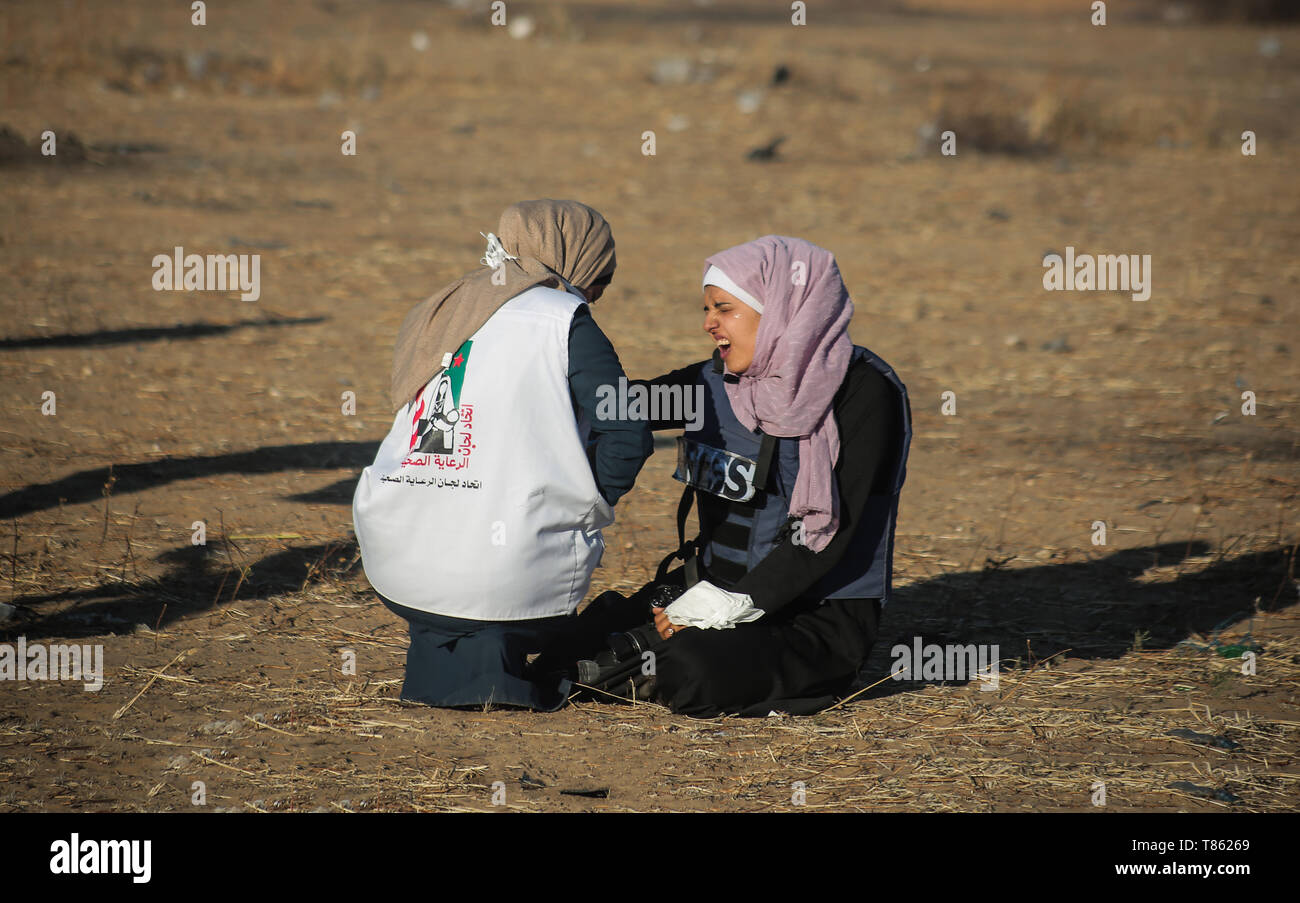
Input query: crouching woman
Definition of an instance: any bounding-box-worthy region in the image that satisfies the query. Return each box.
[352,200,651,712]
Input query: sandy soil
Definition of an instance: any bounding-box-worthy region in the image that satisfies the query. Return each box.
[0,0,1296,812]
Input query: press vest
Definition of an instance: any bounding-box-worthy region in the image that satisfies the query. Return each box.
[352,285,613,620]
[681,345,911,604]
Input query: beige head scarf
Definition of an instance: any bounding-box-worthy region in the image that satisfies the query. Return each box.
[390,199,616,412]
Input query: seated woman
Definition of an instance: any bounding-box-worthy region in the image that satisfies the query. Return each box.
[547,235,911,717]
[352,199,652,712]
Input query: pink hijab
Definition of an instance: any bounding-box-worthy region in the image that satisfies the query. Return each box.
[704,236,854,552]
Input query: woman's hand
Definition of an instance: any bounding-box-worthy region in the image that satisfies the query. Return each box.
[652,607,687,640]
[654,581,764,630]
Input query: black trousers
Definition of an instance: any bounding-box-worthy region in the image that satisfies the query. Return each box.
[547,569,883,718]
[653,594,881,717]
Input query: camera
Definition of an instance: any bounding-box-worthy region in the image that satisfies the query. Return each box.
[574,581,681,687]
[576,623,661,685]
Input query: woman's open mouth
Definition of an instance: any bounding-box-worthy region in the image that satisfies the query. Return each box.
[715,336,731,359]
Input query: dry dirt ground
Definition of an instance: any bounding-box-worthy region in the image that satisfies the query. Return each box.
[0,0,1297,812]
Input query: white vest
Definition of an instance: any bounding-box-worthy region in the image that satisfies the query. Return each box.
[352,285,614,620]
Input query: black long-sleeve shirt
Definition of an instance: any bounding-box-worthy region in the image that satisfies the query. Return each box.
[639,356,905,614]
[567,304,654,506]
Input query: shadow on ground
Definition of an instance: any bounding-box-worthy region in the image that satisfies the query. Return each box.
[6,539,362,641]
[6,537,1294,691]
[0,316,326,351]
[0,440,374,519]
[858,539,1295,699]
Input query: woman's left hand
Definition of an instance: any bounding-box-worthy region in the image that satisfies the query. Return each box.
[652,607,687,640]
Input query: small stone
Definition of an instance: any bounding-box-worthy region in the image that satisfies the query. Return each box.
[507,15,535,40]
[184,51,208,80]
[651,57,693,85]
[746,136,785,161]
[736,89,763,114]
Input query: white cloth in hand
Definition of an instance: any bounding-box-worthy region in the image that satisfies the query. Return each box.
[663,580,765,630]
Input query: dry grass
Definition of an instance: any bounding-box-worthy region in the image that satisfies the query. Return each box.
[0,0,1296,813]
[2,528,1295,812]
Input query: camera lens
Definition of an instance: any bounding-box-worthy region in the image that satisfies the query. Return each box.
[608,630,647,662]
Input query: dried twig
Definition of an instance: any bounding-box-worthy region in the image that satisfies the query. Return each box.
[112,648,197,720]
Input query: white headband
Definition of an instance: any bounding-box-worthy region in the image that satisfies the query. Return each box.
[703,265,764,314]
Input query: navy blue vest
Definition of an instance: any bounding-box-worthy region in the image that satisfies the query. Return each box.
[677,345,911,605]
